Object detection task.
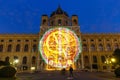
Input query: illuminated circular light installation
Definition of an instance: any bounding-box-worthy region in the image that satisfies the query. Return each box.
[39,27,81,69]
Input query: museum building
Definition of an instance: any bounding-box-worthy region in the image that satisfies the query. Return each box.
[0,6,119,71]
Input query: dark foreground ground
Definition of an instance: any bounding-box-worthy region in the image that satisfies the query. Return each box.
[15,71,120,80]
[0,71,120,80]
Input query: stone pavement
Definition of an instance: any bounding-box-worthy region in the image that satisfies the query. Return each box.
[16,71,120,80]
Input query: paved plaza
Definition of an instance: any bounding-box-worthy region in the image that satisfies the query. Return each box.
[16,71,120,80]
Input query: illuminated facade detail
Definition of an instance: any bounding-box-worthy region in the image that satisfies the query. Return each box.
[39,27,81,69]
[0,6,119,71]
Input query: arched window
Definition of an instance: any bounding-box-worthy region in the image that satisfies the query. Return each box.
[91,44,96,51]
[114,39,117,42]
[7,44,12,52]
[32,56,36,65]
[99,44,103,51]
[42,19,46,25]
[66,21,68,25]
[91,39,94,42]
[16,44,20,52]
[84,56,89,63]
[83,44,88,51]
[5,56,9,62]
[51,21,54,26]
[114,43,119,49]
[83,39,86,42]
[106,44,111,51]
[93,56,97,63]
[73,19,77,24]
[4,56,10,65]
[101,56,105,63]
[58,19,61,25]
[32,44,37,52]
[22,56,27,64]
[24,44,28,52]
[0,44,3,52]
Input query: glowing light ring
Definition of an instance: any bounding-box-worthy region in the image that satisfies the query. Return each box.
[39,27,81,68]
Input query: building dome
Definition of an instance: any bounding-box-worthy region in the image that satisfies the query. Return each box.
[50,6,69,17]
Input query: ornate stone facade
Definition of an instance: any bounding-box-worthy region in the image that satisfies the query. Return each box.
[82,34,120,71]
[0,34,39,71]
[0,6,119,71]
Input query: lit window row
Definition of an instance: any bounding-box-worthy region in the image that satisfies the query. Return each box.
[84,55,107,63]
[0,44,37,52]
[4,56,36,65]
[82,43,119,51]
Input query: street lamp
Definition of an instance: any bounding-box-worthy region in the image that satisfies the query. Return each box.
[105,58,111,72]
[105,56,116,72]
[111,58,116,63]
[14,59,19,70]
[31,66,36,71]
[14,59,19,63]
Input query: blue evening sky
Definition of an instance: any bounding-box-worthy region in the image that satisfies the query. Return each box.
[0,0,120,34]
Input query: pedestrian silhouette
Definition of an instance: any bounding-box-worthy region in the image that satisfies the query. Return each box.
[69,66,73,77]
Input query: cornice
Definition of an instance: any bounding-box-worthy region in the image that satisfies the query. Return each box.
[0,33,39,37]
[82,33,120,35]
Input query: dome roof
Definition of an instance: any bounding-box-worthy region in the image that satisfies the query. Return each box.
[50,6,69,17]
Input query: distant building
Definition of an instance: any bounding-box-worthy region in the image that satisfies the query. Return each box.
[0,6,119,71]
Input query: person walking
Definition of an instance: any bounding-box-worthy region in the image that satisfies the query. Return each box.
[69,66,73,77]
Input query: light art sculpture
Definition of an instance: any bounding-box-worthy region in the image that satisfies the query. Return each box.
[39,27,81,69]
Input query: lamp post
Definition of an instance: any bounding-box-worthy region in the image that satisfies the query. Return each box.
[14,59,19,70]
[105,58,111,72]
[105,56,116,72]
